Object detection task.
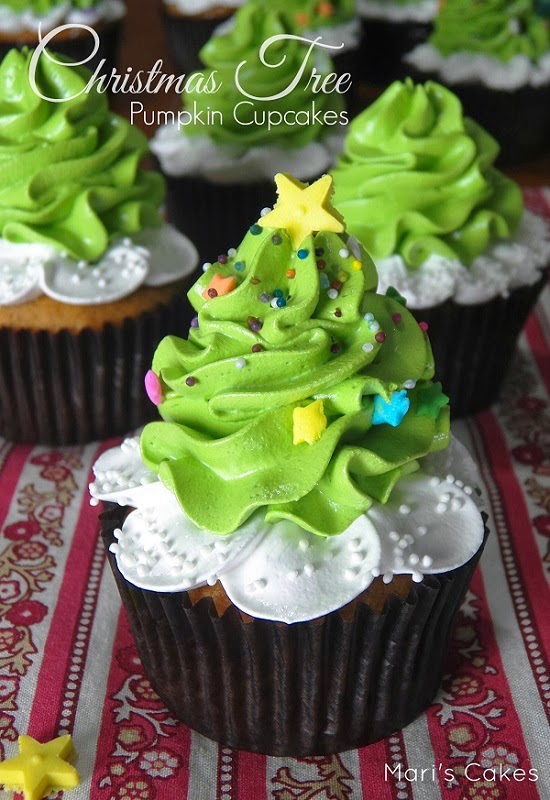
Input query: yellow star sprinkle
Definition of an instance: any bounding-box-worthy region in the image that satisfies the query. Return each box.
[259,174,345,250]
[0,735,80,800]
[293,400,327,445]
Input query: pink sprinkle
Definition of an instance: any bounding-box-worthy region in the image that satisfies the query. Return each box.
[145,370,163,406]
[392,313,402,324]
[419,321,429,332]
[375,332,387,344]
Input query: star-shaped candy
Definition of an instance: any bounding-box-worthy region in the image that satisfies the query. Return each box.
[416,382,449,419]
[0,734,80,800]
[202,273,237,300]
[259,174,345,250]
[293,399,327,445]
[372,390,410,427]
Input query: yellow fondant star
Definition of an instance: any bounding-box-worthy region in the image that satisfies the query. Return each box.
[293,400,327,445]
[0,735,80,800]
[259,174,345,250]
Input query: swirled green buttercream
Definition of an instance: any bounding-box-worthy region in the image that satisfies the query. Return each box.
[184,3,345,148]
[0,49,164,261]
[140,177,450,536]
[1,0,106,12]
[331,79,523,268]
[257,0,355,29]
[430,0,550,63]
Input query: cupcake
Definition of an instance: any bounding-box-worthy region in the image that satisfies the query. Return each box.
[90,172,487,756]
[404,0,550,164]
[151,3,348,263]
[356,0,437,85]
[0,0,125,78]
[161,0,244,74]
[0,49,199,444]
[330,78,550,417]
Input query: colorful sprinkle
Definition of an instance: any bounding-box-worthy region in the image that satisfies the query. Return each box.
[372,390,410,427]
[337,271,349,283]
[190,316,199,328]
[207,288,218,298]
[272,235,282,245]
[202,273,236,300]
[144,370,162,406]
[250,277,261,285]
[375,332,387,343]
[218,254,228,264]
[186,376,197,387]
[234,261,245,272]
[252,344,262,353]
[276,297,287,308]
[297,249,309,260]
[286,269,296,279]
[247,316,263,332]
[351,259,362,272]
[315,247,324,257]
[235,358,246,370]
[392,313,402,324]
[293,399,327,445]
[316,260,326,270]
[320,274,330,289]
[334,308,342,318]
[273,288,283,298]
[331,343,341,354]
[250,224,262,235]
[419,321,429,332]
[259,292,271,303]
[330,280,343,291]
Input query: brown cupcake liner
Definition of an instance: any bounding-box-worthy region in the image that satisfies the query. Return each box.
[356,18,433,85]
[413,269,549,418]
[101,504,488,756]
[0,20,122,84]
[0,291,195,445]
[161,6,237,74]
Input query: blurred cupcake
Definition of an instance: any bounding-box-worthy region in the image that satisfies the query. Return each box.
[404,0,550,164]
[0,49,198,444]
[161,0,244,74]
[91,173,487,756]
[331,78,550,417]
[151,3,348,262]
[357,0,437,85]
[0,0,125,77]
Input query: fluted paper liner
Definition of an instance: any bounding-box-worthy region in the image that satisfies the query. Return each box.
[0,292,193,445]
[101,505,488,756]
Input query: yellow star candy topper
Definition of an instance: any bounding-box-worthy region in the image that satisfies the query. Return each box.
[259,173,345,250]
[0,734,80,800]
[293,400,327,445]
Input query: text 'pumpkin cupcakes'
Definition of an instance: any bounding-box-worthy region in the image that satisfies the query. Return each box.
[0,49,198,444]
[91,173,487,756]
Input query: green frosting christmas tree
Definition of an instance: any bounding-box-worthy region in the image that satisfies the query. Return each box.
[142,174,449,536]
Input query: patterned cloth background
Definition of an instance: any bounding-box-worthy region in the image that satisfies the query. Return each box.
[1,190,549,800]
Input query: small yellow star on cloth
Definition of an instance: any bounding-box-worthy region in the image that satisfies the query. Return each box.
[293,400,327,445]
[0,734,80,800]
[259,174,345,250]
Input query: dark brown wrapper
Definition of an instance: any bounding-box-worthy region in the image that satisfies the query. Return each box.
[161,6,236,74]
[100,505,488,756]
[413,269,549,419]
[0,291,195,445]
[357,17,433,85]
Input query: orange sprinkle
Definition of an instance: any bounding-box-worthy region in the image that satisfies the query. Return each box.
[286,269,296,279]
[202,273,237,300]
[295,12,310,25]
[317,1,334,17]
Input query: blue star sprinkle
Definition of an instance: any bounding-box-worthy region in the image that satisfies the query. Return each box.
[372,390,410,427]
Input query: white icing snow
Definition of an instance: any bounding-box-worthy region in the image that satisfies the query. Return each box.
[151,124,347,184]
[358,0,437,23]
[0,225,199,306]
[404,43,550,90]
[163,0,244,15]
[0,0,125,33]
[374,210,550,308]
[90,435,486,624]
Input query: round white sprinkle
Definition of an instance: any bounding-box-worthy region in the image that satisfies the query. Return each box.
[371,567,380,578]
[327,288,339,300]
[339,248,349,258]
[412,571,423,583]
[421,555,433,568]
[287,570,299,580]
[440,493,451,503]
[429,476,440,487]
[436,502,447,514]
[389,531,400,542]
[399,504,411,515]
[417,526,428,536]
[270,297,280,309]
[90,498,99,507]
[304,563,315,576]
[455,479,464,488]
[227,248,237,258]
[349,537,361,550]
[369,321,380,332]
[207,576,217,586]
[409,553,420,566]
[235,358,246,370]
[254,579,267,590]
[404,534,414,544]
[446,474,455,484]
[451,497,464,512]
[344,567,358,580]
[299,539,310,551]
[260,207,271,217]
[113,528,122,539]
[362,342,374,353]
[382,572,393,584]
[202,262,212,272]
[364,312,374,322]
[109,543,120,554]
[464,485,473,495]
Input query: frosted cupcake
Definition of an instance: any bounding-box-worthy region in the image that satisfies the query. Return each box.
[0,49,198,444]
[356,0,437,84]
[404,0,550,164]
[90,173,487,756]
[0,0,125,78]
[331,79,550,417]
[151,3,347,262]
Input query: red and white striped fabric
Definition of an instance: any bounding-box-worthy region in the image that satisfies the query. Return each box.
[1,191,549,800]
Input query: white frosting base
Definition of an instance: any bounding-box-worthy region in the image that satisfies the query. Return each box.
[358,0,437,23]
[0,224,199,307]
[90,435,486,624]
[405,43,550,90]
[151,123,347,184]
[0,0,125,33]
[374,210,550,309]
[163,0,244,15]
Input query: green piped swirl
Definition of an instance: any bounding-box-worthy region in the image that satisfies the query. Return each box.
[185,3,344,149]
[331,79,523,268]
[257,0,356,29]
[430,0,550,63]
[141,224,449,536]
[0,49,163,262]
[1,0,105,12]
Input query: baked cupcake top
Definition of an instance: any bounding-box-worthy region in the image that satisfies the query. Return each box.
[0,49,197,307]
[330,79,550,307]
[151,4,348,183]
[405,0,550,88]
[0,0,125,33]
[90,173,485,623]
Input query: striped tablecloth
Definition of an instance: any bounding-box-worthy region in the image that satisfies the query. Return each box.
[1,190,549,800]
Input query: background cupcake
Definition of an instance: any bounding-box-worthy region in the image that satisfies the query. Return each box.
[161,0,244,74]
[0,49,198,444]
[91,173,487,756]
[151,3,348,262]
[0,0,125,78]
[404,0,550,164]
[356,0,437,85]
[331,78,550,417]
